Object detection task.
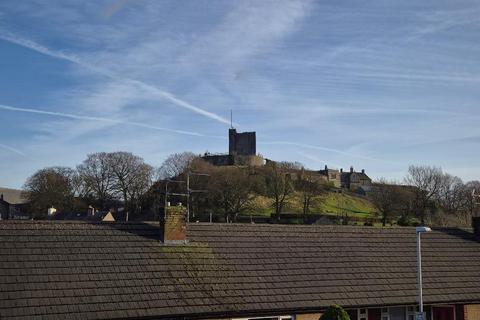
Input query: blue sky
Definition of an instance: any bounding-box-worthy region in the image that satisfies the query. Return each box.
[1,0,480,188]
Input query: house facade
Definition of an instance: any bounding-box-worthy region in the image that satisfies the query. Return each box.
[1,213,480,319]
[340,166,372,191]
[318,165,342,187]
[0,187,29,220]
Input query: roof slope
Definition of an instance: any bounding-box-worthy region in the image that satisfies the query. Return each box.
[0,187,27,204]
[1,222,480,319]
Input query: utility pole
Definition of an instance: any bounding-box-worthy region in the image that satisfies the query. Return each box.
[416,226,432,320]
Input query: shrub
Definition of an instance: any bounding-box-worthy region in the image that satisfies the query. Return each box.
[397,215,420,226]
[320,305,351,320]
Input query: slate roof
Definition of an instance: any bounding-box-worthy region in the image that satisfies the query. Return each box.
[0,187,28,205]
[1,221,480,319]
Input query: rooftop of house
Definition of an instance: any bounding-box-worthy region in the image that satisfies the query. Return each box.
[1,221,480,319]
[0,187,28,205]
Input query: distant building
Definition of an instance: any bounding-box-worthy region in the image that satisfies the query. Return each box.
[203,128,264,166]
[341,166,372,191]
[318,166,372,192]
[52,208,122,221]
[318,165,342,188]
[0,187,29,220]
[229,128,256,156]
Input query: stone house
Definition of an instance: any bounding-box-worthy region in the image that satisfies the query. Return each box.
[341,166,372,191]
[318,165,342,187]
[0,187,29,220]
[2,209,480,319]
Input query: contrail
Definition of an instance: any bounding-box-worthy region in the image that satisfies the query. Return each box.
[0,143,26,157]
[0,104,211,137]
[296,151,343,169]
[261,141,398,164]
[0,30,231,125]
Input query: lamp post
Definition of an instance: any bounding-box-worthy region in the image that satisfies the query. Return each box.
[416,226,432,319]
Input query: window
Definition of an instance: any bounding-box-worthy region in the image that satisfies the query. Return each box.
[381,307,389,320]
[358,308,368,320]
[406,306,418,320]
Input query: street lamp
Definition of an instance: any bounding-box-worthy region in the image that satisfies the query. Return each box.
[416,226,432,319]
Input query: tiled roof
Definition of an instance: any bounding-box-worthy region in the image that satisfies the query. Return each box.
[1,221,480,319]
[0,187,27,205]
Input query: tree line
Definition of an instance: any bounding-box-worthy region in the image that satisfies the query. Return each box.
[24,152,154,220]
[371,165,480,227]
[22,150,480,227]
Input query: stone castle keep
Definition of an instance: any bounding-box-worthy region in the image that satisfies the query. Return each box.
[203,128,372,192]
[229,128,256,156]
[203,128,264,166]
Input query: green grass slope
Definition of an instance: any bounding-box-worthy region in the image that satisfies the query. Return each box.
[245,191,378,219]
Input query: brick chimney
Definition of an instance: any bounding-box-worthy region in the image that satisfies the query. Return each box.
[161,204,187,244]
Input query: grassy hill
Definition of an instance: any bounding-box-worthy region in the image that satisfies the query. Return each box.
[244,191,378,220]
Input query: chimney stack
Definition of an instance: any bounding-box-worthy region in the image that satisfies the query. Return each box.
[361,169,365,174]
[161,204,187,244]
[340,168,343,173]
[350,166,354,173]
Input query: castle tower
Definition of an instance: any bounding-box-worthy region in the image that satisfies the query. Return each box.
[228,128,256,156]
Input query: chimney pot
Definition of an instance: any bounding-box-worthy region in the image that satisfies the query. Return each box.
[350,166,354,173]
[340,168,343,173]
[362,169,365,174]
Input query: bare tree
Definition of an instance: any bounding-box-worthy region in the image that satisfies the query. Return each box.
[404,165,444,224]
[77,152,115,207]
[208,167,257,222]
[369,179,403,226]
[295,169,326,217]
[158,152,197,179]
[107,152,153,221]
[437,174,466,216]
[78,152,153,218]
[23,167,76,218]
[261,161,295,222]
